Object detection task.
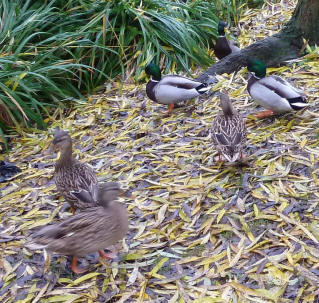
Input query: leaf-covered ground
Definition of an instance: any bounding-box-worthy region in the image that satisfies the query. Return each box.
[1,1,319,302]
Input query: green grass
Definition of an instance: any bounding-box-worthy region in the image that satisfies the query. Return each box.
[214,0,271,25]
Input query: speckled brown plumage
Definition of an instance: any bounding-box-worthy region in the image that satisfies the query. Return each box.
[211,92,247,162]
[30,201,128,257]
[52,127,98,210]
[28,185,129,273]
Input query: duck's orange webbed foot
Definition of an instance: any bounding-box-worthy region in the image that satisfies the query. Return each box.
[162,103,174,115]
[255,110,274,119]
[71,207,76,215]
[71,256,86,274]
[98,250,116,260]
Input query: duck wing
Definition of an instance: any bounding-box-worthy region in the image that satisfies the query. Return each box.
[211,114,246,162]
[72,182,121,206]
[29,205,128,256]
[55,161,98,208]
[160,75,206,89]
[258,76,303,99]
[271,75,305,97]
[154,76,209,104]
[28,212,94,252]
[249,76,307,112]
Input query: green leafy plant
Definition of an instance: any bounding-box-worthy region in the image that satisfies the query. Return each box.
[4,0,257,149]
[213,0,274,25]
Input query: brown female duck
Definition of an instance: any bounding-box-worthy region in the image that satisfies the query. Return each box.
[211,92,247,162]
[52,127,98,213]
[28,183,128,274]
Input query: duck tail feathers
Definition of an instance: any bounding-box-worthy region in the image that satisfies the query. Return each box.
[196,83,211,94]
[25,241,47,250]
[287,96,308,110]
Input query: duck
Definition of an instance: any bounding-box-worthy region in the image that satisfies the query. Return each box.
[247,58,308,118]
[52,127,98,214]
[211,91,247,162]
[27,184,129,274]
[213,21,240,60]
[145,62,211,114]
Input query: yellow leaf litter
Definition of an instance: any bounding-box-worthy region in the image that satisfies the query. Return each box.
[1,1,319,302]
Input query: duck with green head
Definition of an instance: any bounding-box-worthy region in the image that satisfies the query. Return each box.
[213,21,240,60]
[52,127,98,213]
[247,58,308,118]
[145,62,211,114]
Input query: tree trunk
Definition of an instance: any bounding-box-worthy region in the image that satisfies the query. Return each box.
[197,0,319,83]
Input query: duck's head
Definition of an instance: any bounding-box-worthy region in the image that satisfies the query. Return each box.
[98,182,122,205]
[99,182,134,206]
[145,62,161,81]
[218,21,227,36]
[247,58,266,78]
[52,127,72,153]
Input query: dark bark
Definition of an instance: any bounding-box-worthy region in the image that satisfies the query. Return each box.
[197,0,319,84]
[288,0,319,44]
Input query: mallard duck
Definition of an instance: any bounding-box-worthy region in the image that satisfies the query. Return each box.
[211,92,247,162]
[213,21,240,60]
[145,63,211,114]
[52,127,98,213]
[28,184,128,274]
[247,58,308,118]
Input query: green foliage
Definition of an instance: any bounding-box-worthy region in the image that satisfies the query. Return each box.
[4,0,274,148]
[0,0,222,148]
[213,0,271,25]
[0,0,99,145]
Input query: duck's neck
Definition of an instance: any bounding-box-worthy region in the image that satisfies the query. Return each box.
[56,146,74,169]
[218,27,225,36]
[247,73,260,93]
[146,80,158,102]
[222,102,236,117]
[220,96,236,117]
[152,75,161,81]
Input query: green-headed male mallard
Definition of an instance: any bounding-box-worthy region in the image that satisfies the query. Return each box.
[27,183,128,274]
[211,92,247,162]
[52,127,98,214]
[213,21,240,60]
[145,63,211,114]
[247,58,308,118]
